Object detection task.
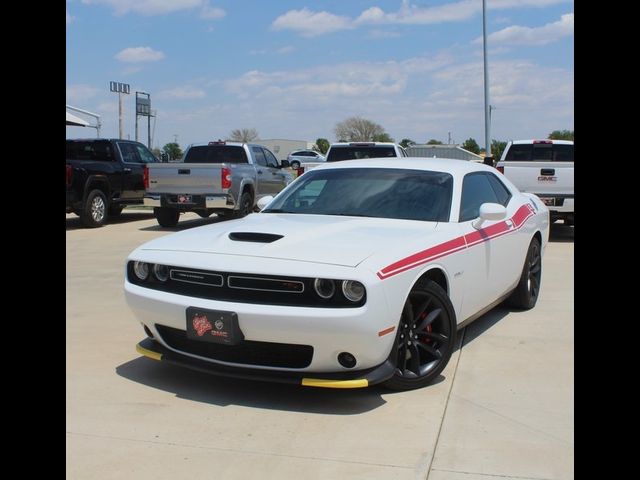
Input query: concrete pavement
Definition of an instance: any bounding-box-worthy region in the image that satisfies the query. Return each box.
[66,211,573,479]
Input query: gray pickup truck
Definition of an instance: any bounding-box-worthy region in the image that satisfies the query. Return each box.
[144,141,293,227]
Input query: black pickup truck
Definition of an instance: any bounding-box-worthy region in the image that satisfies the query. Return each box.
[66,139,158,227]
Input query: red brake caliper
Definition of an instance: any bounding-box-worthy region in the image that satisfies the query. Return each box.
[420,312,433,342]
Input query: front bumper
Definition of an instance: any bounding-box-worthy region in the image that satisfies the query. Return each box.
[136,338,396,388]
[143,194,235,210]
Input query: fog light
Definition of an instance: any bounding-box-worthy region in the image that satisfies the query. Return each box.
[153,264,169,282]
[133,261,149,280]
[342,280,365,302]
[338,352,357,369]
[314,278,335,299]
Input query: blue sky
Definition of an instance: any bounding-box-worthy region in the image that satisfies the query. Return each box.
[66,0,574,150]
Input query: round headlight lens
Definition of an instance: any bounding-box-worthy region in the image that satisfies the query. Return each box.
[153,264,169,282]
[313,278,336,299]
[133,261,149,280]
[342,280,365,302]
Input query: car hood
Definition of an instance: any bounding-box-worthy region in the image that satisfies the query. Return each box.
[139,213,441,268]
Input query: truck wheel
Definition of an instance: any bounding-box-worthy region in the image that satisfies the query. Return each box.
[109,205,124,216]
[80,189,108,228]
[196,210,212,218]
[233,191,253,219]
[154,207,180,227]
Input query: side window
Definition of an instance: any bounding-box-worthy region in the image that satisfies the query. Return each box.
[252,147,267,166]
[135,145,157,164]
[118,143,142,163]
[459,173,500,222]
[264,149,279,168]
[486,173,512,206]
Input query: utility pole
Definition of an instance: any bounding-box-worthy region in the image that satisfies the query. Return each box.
[448,132,452,145]
[173,134,178,144]
[482,0,492,162]
[110,82,130,139]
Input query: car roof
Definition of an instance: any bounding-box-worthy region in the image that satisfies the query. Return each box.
[308,157,496,176]
[329,142,397,147]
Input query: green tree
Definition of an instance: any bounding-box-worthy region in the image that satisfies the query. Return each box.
[334,117,388,142]
[399,138,415,149]
[162,142,183,160]
[228,128,259,142]
[548,130,574,141]
[314,138,330,154]
[461,138,481,154]
[491,140,508,161]
[372,132,394,142]
[426,139,443,145]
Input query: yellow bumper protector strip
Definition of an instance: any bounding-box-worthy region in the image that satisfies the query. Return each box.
[301,378,368,389]
[136,343,162,361]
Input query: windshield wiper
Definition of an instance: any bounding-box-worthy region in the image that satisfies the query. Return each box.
[324,213,373,218]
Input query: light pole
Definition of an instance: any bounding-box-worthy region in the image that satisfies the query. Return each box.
[110,81,130,139]
[482,0,492,163]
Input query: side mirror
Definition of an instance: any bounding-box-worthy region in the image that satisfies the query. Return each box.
[257,196,275,211]
[280,159,290,168]
[472,203,507,229]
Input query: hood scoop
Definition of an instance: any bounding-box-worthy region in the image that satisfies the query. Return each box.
[228,232,284,243]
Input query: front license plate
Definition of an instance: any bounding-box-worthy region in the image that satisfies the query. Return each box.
[186,307,244,345]
[177,194,192,204]
[540,197,555,206]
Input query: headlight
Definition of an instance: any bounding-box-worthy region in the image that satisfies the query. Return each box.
[153,264,169,282]
[342,280,365,302]
[313,278,335,299]
[133,261,149,280]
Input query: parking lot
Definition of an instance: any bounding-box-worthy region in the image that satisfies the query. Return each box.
[66,210,573,480]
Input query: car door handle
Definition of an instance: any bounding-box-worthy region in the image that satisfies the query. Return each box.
[541,168,555,176]
[123,167,132,173]
[178,169,190,175]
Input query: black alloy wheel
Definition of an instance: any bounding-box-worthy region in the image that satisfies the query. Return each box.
[383,280,456,390]
[507,237,542,310]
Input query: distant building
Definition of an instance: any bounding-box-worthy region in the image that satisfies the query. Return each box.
[257,139,315,160]
[406,144,483,162]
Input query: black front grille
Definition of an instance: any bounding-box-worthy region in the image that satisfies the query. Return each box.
[156,325,313,369]
[127,262,366,308]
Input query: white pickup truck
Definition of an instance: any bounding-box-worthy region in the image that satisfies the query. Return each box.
[496,139,574,225]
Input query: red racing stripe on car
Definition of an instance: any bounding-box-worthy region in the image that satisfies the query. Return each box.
[376,204,535,280]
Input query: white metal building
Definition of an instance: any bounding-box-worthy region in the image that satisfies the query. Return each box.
[406,144,483,162]
[257,139,315,160]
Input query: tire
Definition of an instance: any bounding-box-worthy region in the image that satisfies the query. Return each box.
[291,161,300,170]
[383,280,457,391]
[80,189,108,228]
[507,237,542,310]
[233,191,253,219]
[109,205,124,216]
[153,207,180,228]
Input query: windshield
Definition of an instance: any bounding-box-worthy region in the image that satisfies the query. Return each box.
[263,167,453,222]
[327,146,396,161]
[184,145,248,163]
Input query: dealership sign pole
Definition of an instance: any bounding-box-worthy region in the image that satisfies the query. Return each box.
[110,81,130,140]
[135,91,152,148]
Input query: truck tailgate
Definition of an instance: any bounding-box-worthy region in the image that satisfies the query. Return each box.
[147,163,222,194]
[502,161,574,196]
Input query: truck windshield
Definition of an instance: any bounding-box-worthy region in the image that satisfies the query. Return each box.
[263,167,452,222]
[184,145,248,163]
[505,144,574,162]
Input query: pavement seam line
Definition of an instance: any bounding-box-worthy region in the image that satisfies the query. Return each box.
[422,326,467,480]
[430,467,557,480]
[66,431,414,470]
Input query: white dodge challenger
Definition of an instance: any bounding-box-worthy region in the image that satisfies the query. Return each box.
[125,158,549,390]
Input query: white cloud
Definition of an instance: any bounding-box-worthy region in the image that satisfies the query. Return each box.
[273,0,572,36]
[66,84,100,103]
[200,4,225,20]
[82,0,205,16]
[115,47,165,63]
[367,29,402,39]
[477,13,574,46]
[66,11,74,24]
[271,8,354,37]
[158,86,206,99]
